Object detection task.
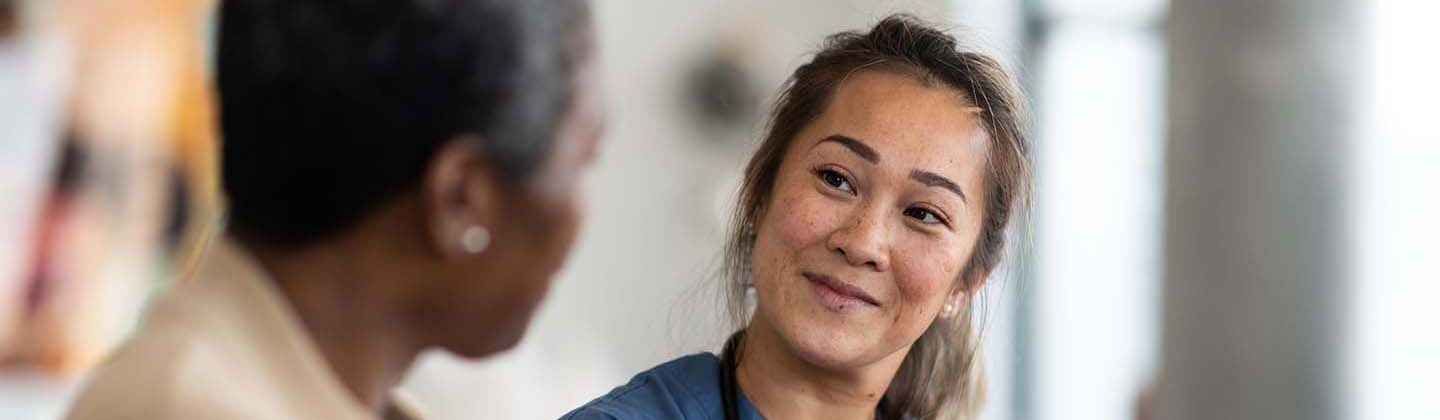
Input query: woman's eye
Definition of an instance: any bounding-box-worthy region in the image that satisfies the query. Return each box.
[816,169,854,193]
[904,207,946,225]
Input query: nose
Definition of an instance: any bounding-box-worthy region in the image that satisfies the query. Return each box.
[826,205,891,272]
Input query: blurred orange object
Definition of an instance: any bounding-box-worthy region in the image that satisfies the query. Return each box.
[0,0,220,377]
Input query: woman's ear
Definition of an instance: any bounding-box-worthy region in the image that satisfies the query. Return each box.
[939,290,968,319]
[421,136,501,259]
[941,269,990,319]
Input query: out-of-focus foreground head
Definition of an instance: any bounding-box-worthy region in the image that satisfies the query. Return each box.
[218,0,601,357]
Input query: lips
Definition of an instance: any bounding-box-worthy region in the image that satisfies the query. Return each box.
[802,271,880,307]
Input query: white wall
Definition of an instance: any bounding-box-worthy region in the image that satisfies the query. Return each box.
[1349,1,1440,419]
[1028,2,1167,419]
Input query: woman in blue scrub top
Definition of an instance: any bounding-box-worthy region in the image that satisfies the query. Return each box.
[566,14,1032,420]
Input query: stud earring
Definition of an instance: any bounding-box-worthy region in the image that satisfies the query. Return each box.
[461,226,490,254]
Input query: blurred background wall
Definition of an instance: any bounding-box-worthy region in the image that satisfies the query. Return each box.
[1,0,1436,419]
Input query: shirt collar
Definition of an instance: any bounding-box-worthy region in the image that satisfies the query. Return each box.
[185,237,424,420]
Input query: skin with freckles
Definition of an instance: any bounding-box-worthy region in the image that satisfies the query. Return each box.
[739,70,991,419]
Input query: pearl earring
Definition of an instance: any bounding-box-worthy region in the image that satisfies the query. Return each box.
[943,302,956,317]
[461,226,490,254]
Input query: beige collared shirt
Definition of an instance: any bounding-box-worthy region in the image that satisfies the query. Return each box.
[64,238,424,420]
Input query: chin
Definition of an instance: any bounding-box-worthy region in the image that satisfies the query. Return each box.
[446,331,523,359]
[774,313,880,371]
[444,315,532,359]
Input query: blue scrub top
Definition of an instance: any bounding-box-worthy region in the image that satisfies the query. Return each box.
[562,353,763,420]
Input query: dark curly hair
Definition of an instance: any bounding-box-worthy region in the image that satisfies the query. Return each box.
[218,0,590,246]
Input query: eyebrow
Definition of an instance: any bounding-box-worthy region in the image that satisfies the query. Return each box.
[813,133,967,203]
[910,170,968,204]
[815,134,880,164]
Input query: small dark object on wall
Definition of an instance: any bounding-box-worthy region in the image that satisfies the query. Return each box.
[683,50,761,135]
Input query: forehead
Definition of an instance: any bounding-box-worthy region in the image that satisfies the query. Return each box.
[530,52,603,185]
[801,70,989,180]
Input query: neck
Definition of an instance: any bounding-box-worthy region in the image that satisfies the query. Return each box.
[735,318,909,420]
[246,236,424,412]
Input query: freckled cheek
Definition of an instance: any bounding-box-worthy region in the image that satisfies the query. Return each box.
[753,186,826,294]
[889,243,963,319]
[768,185,847,250]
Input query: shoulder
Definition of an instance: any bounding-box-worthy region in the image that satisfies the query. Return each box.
[63,298,275,419]
[64,326,233,419]
[562,353,727,420]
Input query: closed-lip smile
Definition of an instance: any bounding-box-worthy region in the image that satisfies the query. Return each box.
[802,271,880,307]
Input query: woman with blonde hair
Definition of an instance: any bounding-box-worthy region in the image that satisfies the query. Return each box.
[566,13,1030,420]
